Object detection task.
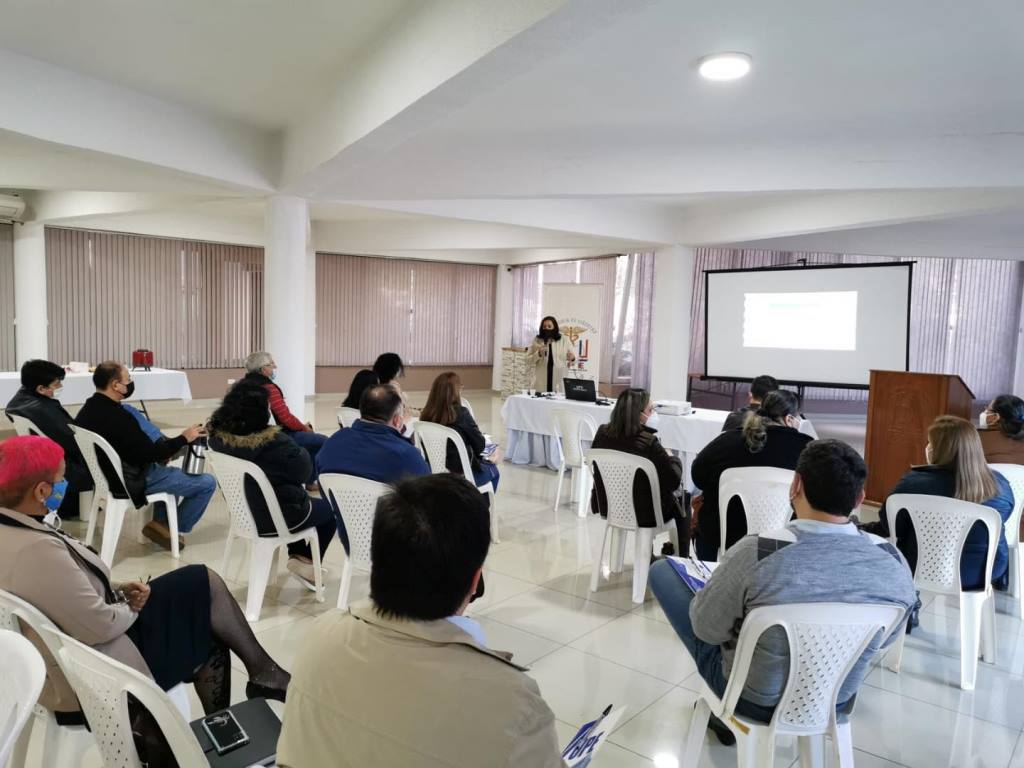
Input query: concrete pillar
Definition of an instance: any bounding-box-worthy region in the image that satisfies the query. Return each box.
[13,222,48,364]
[304,238,317,398]
[264,196,310,421]
[649,246,695,401]
[491,265,514,391]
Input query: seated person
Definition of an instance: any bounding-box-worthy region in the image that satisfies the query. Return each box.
[722,374,778,432]
[242,351,327,480]
[207,381,345,590]
[372,352,405,389]
[650,439,915,744]
[863,415,1013,590]
[341,368,379,410]
[0,435,292,765]
[692,389,812,561]
[316,384,429,483]
[590,388,687,552]
[5,358,92,520]
[74,361,214,549]
[979,394,1024,465]
[420,371,499,490]
[277,474,563,768]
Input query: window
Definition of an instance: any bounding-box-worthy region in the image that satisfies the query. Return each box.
[316,253,496,365]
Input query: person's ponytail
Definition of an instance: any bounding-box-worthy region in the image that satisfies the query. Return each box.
[741,389,801,453]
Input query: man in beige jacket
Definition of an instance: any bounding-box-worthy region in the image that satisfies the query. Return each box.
[277,474,565,768]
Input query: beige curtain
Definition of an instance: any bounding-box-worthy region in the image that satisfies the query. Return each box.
[0,224,14,370]
[46,227,263,368]
[316,253,496,366]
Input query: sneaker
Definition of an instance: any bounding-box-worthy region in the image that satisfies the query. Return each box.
[286,557,320,592]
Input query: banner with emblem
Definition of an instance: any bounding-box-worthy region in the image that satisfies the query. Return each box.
[542,283,602,382]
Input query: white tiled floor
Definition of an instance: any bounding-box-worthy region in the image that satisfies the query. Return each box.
[48,392,1024,767]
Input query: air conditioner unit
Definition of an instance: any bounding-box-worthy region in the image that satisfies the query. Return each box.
[0,194,26,223]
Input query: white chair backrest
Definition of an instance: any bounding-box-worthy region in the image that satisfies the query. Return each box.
[460,399,475,420]
[718,467,795,543]
[70,424,127,502]
[414,421,473,477]
[886,493,1002,594]
[0,629,46,768]
[552,409,598,469]
[40,626,206,768]
[7,413,44,437]
[207,450,292,540]
[337,407,360,429]
[319,474,389,569]
[990,464,1024,550]
[724,603,902,735]
[586,449,665,531]
[0,587,62,652]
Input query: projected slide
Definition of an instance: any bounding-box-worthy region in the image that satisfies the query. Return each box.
[743,291,858,351]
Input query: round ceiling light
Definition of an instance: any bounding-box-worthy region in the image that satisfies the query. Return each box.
[698,52,752,81]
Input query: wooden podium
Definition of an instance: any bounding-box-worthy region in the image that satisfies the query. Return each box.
[864,370,974,504]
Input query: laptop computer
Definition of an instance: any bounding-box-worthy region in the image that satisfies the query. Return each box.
[563,378,597,402]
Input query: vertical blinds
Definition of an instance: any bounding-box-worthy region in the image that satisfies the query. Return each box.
[316,253,496,366]
[0,224,14,370]
[46,227,263,368]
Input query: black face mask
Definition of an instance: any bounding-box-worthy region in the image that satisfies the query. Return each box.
[540,328,555,340]
[121,381,135,399]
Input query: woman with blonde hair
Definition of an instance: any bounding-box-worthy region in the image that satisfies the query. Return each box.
[420,372,500,490]
[868,415,1013,590]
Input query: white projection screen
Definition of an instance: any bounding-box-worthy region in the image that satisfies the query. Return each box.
[704,263,912,388]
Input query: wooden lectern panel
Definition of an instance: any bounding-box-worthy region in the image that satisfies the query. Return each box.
[864,370,974,504]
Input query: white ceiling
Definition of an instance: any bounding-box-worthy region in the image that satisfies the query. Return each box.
[0,0,1022,260]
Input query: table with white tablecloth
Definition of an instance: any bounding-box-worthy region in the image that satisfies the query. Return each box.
[0,367,193,408]
[500,395,817,486]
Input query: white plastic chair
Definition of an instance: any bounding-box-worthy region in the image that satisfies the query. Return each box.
[552,408,598,518]
[336,407,360,429]
[71,425,180,565]
[0,630,46,768]
[990,464,1024,613]
[414,421,500,543]
[8,412,96,523]
[207,450,324,621]
[718,467,796,557]
[883,493,1002,690]
[319,474,389,610]
[683,603,903,768]
[39,626,208,768]
[587,449,680,604]
[460,398,476,420]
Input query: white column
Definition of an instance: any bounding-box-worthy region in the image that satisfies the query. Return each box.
[649,245,695,401]
[13,222,48,364]
[264,196,310,421]
[491,265,513,391]
[304,238,317,397]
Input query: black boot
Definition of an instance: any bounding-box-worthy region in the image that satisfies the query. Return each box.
[707,713,736,746]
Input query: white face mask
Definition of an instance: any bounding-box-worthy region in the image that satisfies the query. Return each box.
[644,412,661,430]
[979,411,990,428]
[43,510,62,530]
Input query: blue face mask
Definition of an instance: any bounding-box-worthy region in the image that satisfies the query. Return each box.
[44,478,69,512]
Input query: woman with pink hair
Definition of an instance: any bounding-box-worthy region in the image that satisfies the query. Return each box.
[0,435,290,765]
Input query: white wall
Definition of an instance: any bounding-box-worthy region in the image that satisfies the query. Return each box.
[648,246,694,402]
[491,265,514,390]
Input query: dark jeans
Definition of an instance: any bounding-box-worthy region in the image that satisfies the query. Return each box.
[288,430,329,483]
[648,559,776,723]
[288,497,348,559]
[472,461,501,492]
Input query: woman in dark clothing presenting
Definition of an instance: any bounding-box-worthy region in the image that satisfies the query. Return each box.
[420,372,500,490]
[589,389,687,551]
[691,389,811,561]
[207,381,345,590]
[864,415,1013,590]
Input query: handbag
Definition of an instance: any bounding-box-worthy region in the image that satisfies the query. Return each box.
[131,349,154,371]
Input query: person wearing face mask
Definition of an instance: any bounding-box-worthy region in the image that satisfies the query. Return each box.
[0,435,295,766]
[589,388,688,552]
[242,351,327,487]
[525,316,577,394]
[690,389,813,561]
[75,361,214,550]
[862,415,1014,592]
[5,359,93,520]
[978,394,1024,466]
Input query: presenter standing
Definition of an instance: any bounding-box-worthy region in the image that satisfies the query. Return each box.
[525,316,576,393]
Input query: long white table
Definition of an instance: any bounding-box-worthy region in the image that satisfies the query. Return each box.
[501,394,817,482]
[0,367,193,407]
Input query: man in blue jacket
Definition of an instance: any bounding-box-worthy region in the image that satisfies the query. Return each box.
[316,385,430,482]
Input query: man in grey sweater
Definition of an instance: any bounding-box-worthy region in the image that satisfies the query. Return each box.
[649,439,916,744]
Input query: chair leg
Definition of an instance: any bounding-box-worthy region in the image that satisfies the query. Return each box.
[981,592,997,663]
[166,499,180,560]
[220,532,235,575]
[576,466,591,519]
[337,560,354,611]
[682,698,711,768]
[589,526,610,592]
[99,500,128,567]
[798,734,825,768]
[1009,547,1020,600]
[835,722,856,768]
[959,593,984,690]
[11,712,33,768]
[632,529,654,604]
[84,492,103,547]
[78,490,95,523]
[488,490,500,543]
[245,541,276,622]
[609,529,626,573]
[885,628,906,673]
[309,533,325,604]
[553,463,566,511]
